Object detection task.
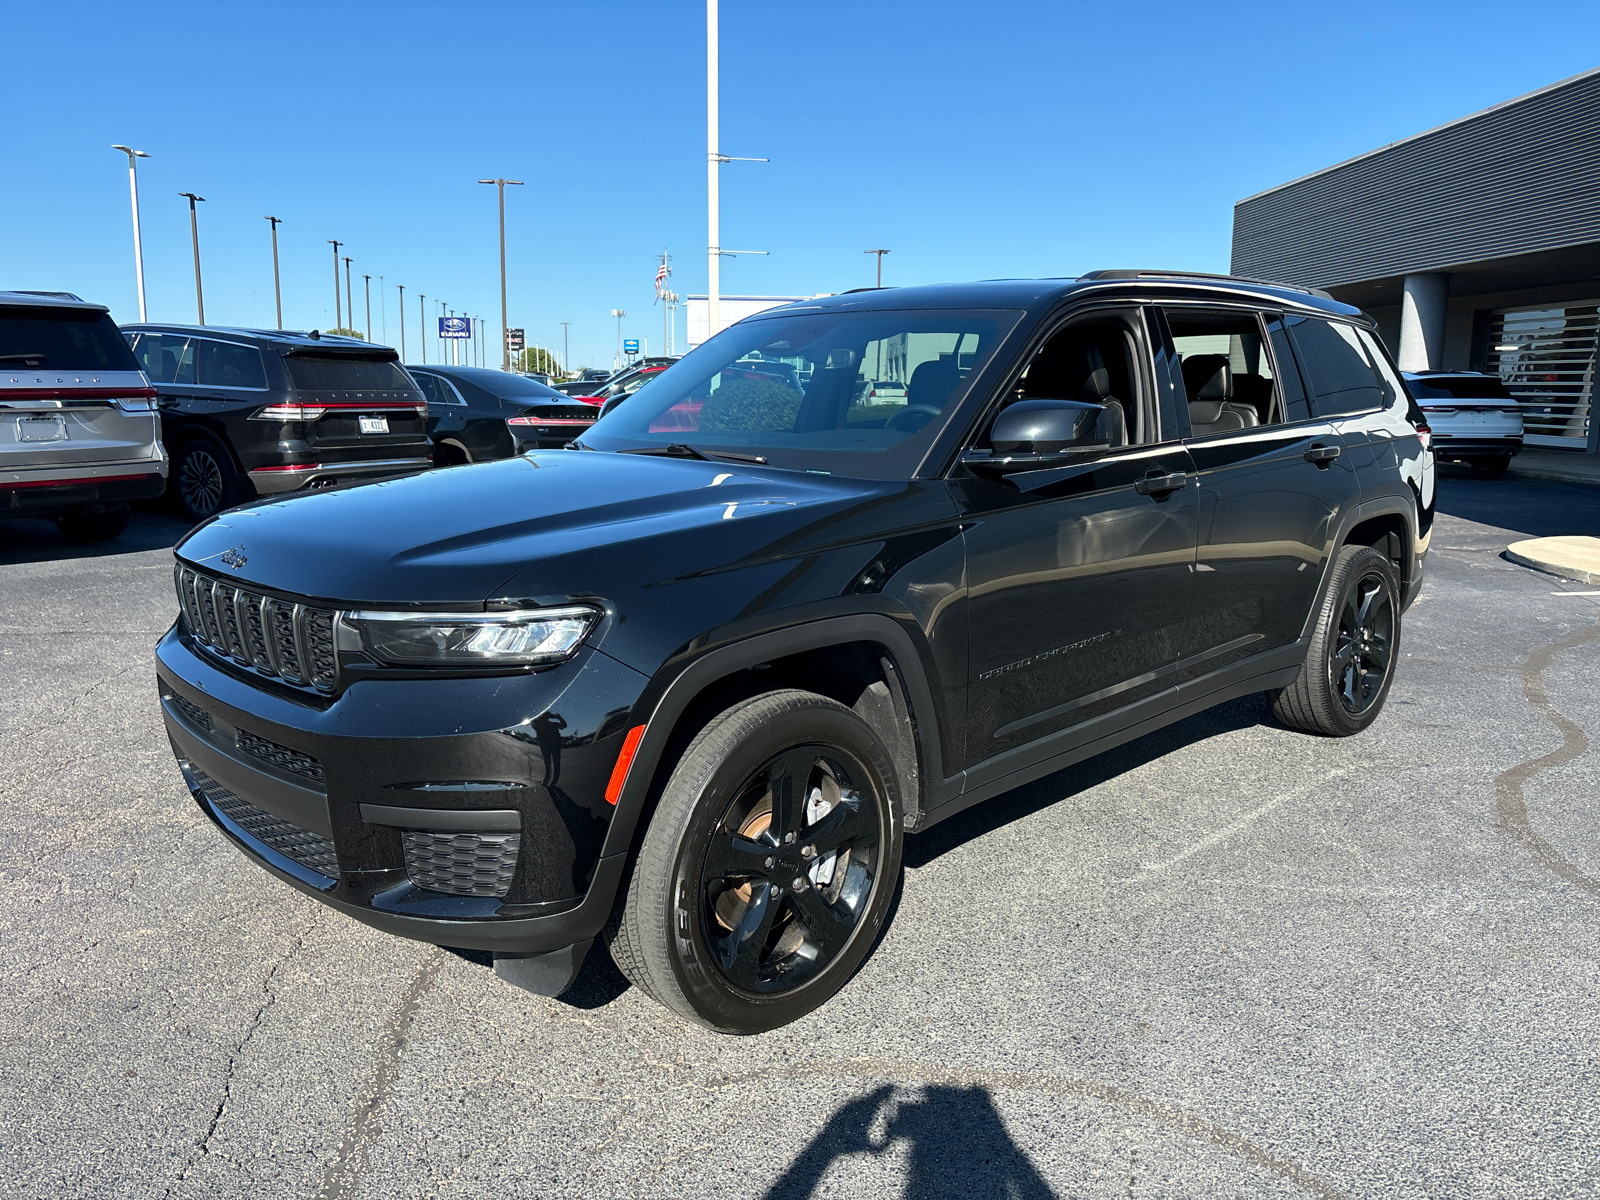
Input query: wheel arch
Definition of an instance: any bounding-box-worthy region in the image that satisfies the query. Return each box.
[601,614,948,862]
[165,420,247,474]
[1299,493,1418,641]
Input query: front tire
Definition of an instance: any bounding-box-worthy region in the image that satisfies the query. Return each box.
[1269,544,1400,736]
[606,690,904,1034]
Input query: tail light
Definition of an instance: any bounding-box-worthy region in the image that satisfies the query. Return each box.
[252,400,427,421]
[1420,406,1456,415]
[254,403,328,421]
[507,415,595,427]
[1,385,157,407]
[1415,422,1431,450]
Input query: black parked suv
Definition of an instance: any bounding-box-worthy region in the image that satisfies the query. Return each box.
[122,326,432,521]
[406,364,602,461]
[156,273,1433,1033]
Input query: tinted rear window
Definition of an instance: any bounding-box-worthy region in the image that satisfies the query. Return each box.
[283,355,416,392]
[0,307,139,372]
[1408,375,1513,400]
[1286,316,1384,416]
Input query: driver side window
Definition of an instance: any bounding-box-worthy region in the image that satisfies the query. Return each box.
[977,311,1148,451]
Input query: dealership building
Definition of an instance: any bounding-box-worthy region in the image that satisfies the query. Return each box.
[1232,66,1600,454]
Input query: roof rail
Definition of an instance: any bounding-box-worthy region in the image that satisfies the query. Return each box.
[1077,269,1334,302]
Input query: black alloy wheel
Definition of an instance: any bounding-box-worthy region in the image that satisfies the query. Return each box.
[606,689,904,1033]
[698,746,881,993]
[1328,569,1394,717]
[1269,543,1401,737]
[173,435,240,522]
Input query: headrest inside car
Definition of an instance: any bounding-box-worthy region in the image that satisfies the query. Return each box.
[1182,354,1232,401]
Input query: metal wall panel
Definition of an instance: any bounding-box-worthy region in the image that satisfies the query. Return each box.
[1231,69,1600,289]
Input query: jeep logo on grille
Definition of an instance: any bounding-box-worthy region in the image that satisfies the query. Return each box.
[219,546,248,570]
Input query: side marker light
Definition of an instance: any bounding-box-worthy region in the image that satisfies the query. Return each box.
[605,725,647,805]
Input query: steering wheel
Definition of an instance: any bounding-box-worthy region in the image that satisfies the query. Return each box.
[884,404,941,433]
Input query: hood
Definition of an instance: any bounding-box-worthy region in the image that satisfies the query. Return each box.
[176,451,882,605]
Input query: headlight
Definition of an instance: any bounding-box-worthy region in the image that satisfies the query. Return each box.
[342,606,598,667]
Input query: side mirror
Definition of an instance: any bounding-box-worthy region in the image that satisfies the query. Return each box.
[963,399,1120,479]
[990,399,1106,454]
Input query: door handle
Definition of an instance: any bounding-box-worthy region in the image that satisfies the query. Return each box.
[1304,443,1340,464]
[1133,470,1189,496]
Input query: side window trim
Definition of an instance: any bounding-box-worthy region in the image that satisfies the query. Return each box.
[1259,311,1319,427]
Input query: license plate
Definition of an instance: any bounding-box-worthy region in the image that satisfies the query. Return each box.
[359,416,389,435]
[18,415,68,443]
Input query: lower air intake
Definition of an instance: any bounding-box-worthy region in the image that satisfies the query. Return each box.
[402,829,520,898]
[191,767,339,878]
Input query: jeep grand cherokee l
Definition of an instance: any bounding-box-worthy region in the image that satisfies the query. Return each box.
[156,272,1433,1033]
[123,326,432,522]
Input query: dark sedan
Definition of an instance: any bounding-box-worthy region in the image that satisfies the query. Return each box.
[405,365,603,463]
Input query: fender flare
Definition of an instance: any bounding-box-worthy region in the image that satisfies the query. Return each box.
[1300,490,1419,640]
[600,612,949,859]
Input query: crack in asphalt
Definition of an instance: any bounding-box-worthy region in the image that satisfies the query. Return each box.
[710,1058,1351,1200]
[1495,615,1600,898]
[314,949,445,1200]
[158,913,321,1199]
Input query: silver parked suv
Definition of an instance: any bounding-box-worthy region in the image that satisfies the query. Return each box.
[0,292,166,541]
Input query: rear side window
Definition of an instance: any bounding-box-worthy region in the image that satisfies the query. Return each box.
[0,307,140,371]
[132,333,194,384]
[283,355,416,392]
[1263,315,1310,422]
[1286,317,1384,416]
[195,339,267,389]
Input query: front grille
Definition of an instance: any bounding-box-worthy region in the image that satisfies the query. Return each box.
[190,767,339,878]
[236,728,326,783]
[169,693,211,732]
[402,830,520,898]
[174,565,338,695]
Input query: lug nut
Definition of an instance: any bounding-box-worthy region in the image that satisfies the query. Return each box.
[784,832,796,845]
[800,845,816,860]
[764,856,775,869]
[792,876,808,892]
[769,884,780,898]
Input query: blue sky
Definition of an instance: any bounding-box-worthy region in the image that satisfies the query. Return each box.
[4,1,1597,369]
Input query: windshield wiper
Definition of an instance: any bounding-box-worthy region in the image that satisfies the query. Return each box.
[619,443,768,465]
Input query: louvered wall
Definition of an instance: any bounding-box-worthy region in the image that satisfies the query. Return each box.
[1231,69,1600,289]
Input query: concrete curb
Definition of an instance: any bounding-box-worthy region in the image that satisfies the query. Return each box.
[1505,536,1600,585]
[1507,463,1600,487]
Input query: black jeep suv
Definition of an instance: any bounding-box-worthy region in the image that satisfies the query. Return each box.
[122,326,432,521]
[156,273,1433,1033]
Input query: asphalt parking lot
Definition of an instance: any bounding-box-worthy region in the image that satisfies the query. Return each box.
[2,473,1598,1200]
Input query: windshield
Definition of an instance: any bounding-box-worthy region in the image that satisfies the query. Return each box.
[581,309,1018,477]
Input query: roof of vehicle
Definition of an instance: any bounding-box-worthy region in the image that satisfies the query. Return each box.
[742,273,1363,321]
[0,290,105,312]
[121,323,388,351]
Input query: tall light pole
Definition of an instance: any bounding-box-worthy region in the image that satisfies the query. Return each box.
[179,192,206,325]
[327,240,342,330]
[611,309,626,371]
[560,321,570,378]
[477,177,525,371]
[865,248,889,288]
[343,257,354,336]
[707,0,719,339]
[362,274,372,342]
[418,292,426,364]
[111,146,150,321]
[264,217,284,328]
[379,274,387,344]
[397,285,406,360]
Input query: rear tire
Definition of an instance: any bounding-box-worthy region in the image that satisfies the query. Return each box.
[605,689,904,1034]
[1471,456,1511,478]
[1269,544,1400,737]
[55,507,130,543]
[172,435,244,523]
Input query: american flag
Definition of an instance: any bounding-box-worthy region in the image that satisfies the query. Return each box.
[654,260,669,298]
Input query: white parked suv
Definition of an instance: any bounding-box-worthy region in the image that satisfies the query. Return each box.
[1402,370,1523,477]
[0,292,166,540]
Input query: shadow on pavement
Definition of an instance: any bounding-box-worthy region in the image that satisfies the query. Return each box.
[442,939,634,1009]
[905,692,1271,870]
[1433,469,1600,539]
[0,505,192,566]
[764,1083,1055,1199]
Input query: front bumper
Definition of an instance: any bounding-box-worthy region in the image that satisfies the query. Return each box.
[157,625,647,955]
[248,456,433,495]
